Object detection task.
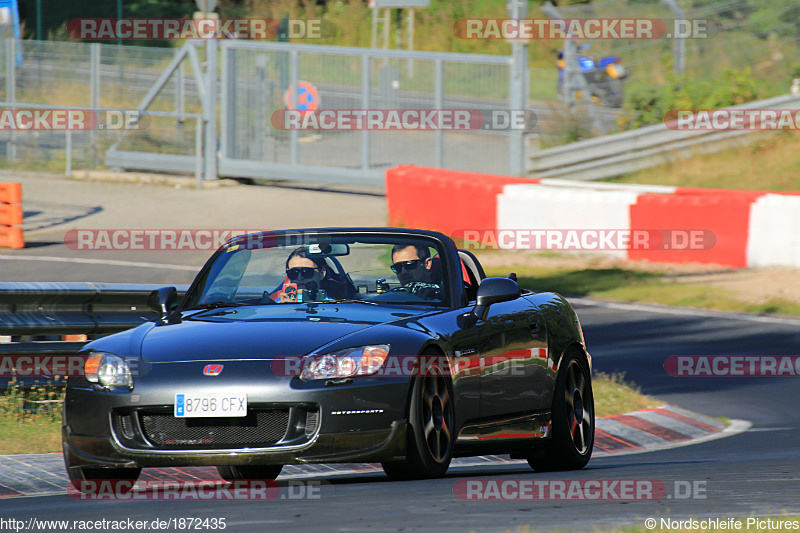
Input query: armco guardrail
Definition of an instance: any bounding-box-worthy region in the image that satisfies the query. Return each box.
[526,93,800,181]
[1,282,189,386]
[0,282,188,338]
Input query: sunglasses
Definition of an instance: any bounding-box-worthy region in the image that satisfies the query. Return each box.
[391,259,423,274]
[286,267,319,280]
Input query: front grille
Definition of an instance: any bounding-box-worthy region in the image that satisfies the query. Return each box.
[139,409,290,450]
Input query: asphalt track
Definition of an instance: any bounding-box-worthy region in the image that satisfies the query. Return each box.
[1,250,799,532]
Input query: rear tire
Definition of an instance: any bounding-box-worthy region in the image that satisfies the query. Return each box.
[528,349,594,472]
[216,465,283,480]
[382,359,454,480]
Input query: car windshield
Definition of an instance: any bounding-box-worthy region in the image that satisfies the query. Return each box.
[183,233,449,308]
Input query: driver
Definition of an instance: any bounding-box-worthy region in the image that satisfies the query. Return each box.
[390,244,442,300]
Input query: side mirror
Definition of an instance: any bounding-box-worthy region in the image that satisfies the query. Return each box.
[472,277,520,321]
[147,287,178,321]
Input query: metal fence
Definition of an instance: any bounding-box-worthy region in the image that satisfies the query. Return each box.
[0,39,203,179]
[217,41,517,183]
[0,37,527,185]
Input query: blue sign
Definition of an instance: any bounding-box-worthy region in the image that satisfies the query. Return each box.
[0,0,22,65]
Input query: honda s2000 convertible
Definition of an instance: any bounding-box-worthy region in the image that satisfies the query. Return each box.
[63,228,594,482]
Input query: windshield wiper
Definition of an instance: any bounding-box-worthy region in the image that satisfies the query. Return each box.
[323,298,379,305]
[183,301,248,311]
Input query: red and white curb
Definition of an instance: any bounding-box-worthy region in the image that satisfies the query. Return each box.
[0,405,746,499]
[594,405,747,456]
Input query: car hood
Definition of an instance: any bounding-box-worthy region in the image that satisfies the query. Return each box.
[140,303,426,363]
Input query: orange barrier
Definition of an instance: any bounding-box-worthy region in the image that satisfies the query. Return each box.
[629,193,756,267]
[0,182,23,249]
[0,204,22,226]
[62,335,89,342]
[0,182,22,204]
[0,227,24,249]
[386,165,536,240]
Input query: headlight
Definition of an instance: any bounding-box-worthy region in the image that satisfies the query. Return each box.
[84,352,133,390]
[300,345,390,380]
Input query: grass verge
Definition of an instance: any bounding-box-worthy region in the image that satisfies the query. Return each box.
[604,131,800,192]
[0,384,63,455]
[592,372,659,417]
[485,265,800,316]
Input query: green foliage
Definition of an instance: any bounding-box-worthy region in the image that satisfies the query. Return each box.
[513,268,659,296]
[0,383,65,454]
[19,0,196,40]
[0,382,64,423]
[623,66,760,129]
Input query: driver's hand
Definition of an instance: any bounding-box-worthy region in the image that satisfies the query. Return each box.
[406,282,442,300]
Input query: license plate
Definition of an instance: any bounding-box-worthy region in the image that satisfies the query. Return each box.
[174,392,247,418]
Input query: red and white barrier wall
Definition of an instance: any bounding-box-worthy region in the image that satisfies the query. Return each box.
[386,165,800,268]
[498,185,642,259]
[747,194,800,267]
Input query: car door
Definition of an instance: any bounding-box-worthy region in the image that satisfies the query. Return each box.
[477,297,548,419]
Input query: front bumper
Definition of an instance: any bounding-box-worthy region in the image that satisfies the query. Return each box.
[63,421,408,470]
[63,366,411,470]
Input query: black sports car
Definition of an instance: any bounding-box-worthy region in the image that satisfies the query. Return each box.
[62,228,594,483]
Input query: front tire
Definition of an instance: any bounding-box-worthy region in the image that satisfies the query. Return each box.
[63,435,141,494]
[216,465,283,480]
[382,360,454,480]
[65,463,141,495]
[528,349,594,472]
